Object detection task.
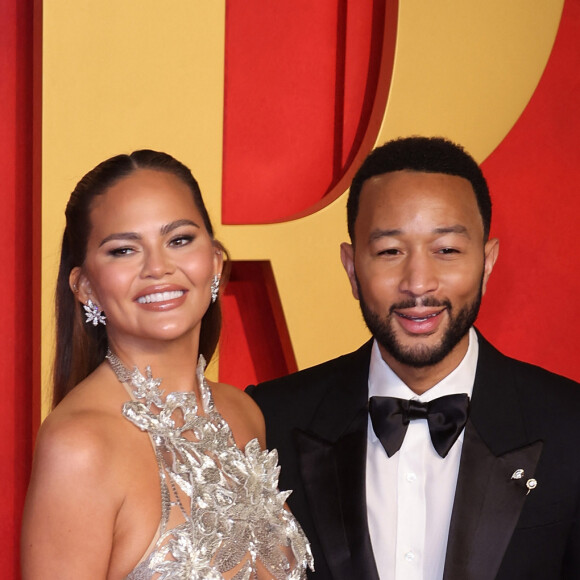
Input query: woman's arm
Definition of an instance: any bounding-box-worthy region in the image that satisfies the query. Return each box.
[21,411,121,579]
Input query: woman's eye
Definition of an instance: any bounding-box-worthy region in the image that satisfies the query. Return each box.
[169,235,194,247]
[108,247,135,257]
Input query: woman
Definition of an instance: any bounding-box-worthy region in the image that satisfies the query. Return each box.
[21,150,313,579]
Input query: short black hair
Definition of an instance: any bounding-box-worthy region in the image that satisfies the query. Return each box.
[347,136,492,242]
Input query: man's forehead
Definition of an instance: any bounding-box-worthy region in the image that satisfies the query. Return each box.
[361,169,474,192]
[358,170,479,213]
[354,170,484,236]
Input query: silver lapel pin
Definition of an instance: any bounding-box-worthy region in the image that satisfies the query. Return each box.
[526,478,538,495]
[511,469,524,480]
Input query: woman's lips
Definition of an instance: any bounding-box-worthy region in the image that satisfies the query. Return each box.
[136,290,185,304]
[134,286,188,311]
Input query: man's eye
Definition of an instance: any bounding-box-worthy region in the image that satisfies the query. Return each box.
[378,248,401,256]
[438,247,459,254]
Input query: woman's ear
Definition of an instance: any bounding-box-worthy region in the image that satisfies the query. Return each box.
[213,243,224,278]
[69,267,92,304]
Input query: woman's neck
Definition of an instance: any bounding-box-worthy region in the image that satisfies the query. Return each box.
[106,335,203,394]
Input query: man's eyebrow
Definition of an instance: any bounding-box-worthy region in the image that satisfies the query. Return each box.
[368,228,403,242]
[433,225,470,237]
[160,219,200,236]
[368,225,471,243]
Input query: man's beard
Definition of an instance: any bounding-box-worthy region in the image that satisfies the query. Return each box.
[356,277,483,368]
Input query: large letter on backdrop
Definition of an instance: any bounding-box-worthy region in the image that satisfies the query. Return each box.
[219,0,396,385]
[218,0,578,386]
[223,0,396,224]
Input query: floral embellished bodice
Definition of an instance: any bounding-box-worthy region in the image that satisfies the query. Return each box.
[106,352,313,579]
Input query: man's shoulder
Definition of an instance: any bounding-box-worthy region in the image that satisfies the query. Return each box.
[247,340,372,405]
[506,355,579,405]
[478,331,580,402]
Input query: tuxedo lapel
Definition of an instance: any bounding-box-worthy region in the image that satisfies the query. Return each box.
[444,334,544,580]
[443,423,543,580]
[294,342,379,580]
[295,427,379,580]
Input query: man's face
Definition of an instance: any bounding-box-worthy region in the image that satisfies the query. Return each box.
[341,170,498,371]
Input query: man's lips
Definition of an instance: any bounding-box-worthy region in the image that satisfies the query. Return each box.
[393,308,446,322]
[392,307,447,334]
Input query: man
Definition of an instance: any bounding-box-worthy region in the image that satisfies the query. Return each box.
[247,137,580,579]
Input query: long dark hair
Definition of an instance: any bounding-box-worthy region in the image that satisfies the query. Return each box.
[53,150,226,408]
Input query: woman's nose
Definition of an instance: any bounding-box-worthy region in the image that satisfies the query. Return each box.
[141,247,175,279]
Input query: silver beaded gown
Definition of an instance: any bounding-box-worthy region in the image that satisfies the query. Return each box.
[107,353,313,580]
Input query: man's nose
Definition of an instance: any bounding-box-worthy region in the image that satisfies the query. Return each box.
[398,252,438,297]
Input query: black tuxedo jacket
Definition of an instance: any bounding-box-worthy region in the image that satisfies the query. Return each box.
[248,333,580,579]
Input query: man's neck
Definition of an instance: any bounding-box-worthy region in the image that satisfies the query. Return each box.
[377,334,471,395]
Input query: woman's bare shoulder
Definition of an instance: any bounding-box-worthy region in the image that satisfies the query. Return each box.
[40,367,129,463]
[37,404,119,477]
[21,371,132,578]
[31,370,132,504]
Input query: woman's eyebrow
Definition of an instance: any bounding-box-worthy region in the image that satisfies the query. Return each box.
[99,232,141,247]
[98,220,201,246]
[160,219,200,236]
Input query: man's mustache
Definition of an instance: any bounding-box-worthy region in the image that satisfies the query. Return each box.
[389,297,452,314]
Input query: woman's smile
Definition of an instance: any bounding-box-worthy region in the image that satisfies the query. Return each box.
[78,169,222,345]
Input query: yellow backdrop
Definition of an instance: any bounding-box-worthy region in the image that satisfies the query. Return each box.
[41,0,562,414]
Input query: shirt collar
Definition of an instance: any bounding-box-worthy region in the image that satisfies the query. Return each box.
[368,326,479,402]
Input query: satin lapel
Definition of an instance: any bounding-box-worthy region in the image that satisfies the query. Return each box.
[443,423,543,580]
[333,430,378,580]
[295,428,378,580]
[294,341,379,580]
[444,333,544,580]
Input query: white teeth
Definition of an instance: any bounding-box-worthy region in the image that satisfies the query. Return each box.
[398,311,439,321]
[137,290,184,304]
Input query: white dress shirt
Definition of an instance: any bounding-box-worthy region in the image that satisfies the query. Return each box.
[366,328,478,580]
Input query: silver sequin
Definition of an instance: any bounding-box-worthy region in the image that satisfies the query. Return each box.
[106,351,313,579]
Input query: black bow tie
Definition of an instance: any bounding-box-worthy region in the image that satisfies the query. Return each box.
[369,394,470,458]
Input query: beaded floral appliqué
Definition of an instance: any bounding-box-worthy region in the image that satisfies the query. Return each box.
[106,351,313,580]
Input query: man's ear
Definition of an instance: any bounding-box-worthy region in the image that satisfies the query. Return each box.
[340,242,360,300]
[69,267,93,305]
[482,237,499,295]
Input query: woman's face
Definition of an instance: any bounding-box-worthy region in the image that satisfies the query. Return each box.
[72,169,222,350]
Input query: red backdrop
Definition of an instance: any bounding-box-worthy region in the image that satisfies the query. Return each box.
[0,0,36,574]
[477,0,580,378]
[221,0,580,386]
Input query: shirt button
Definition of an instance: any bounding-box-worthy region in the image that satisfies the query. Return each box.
[404,551,415,562]
[406,472,417,483]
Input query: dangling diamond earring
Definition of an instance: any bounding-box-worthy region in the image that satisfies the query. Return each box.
[210,274,221,303]
[84,298,107,326]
